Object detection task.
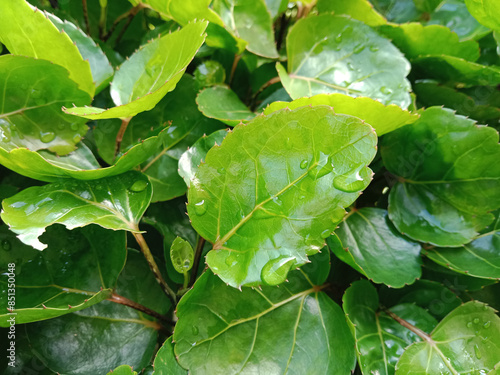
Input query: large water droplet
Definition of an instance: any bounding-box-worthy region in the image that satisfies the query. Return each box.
[300,160,308,169]
[333,167,368,193]
[335,34,343,43]
[484,321,491,329]
[40,131,56,143]
[320,229,331,238]
[1,240,12,251]
[467,321,473,328]
[194,200,207,216]
[129,180,148,192]
[261,256,295,286]
[347,62,355,71]
[70,123,80,131]
[192,326,199,335]
[474,344,482,359]
[473,317,480,324]
[369,45,379,52]
[225,254,237,266]
[380,86,393,95]
[354,44,365,54]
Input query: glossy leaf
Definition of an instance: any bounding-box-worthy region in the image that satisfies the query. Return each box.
[316,0,387,26]
[343,280,438,375]
[0,55,90,156]
[264,93,419,136]
[1,171,152,250]
[174,255,356,374]
[395,301,500,374]
[170,237,194,273]
[379,23,480,61]
[194,60,226,88]
[196,86,255,126]
[370,0,422,23]
[64,21,208,120]
[381,107,500,246]
[107,365,137,375]
[188,106,377,287]
[152,337,187,375]
[332,208,422,288]
[0,224,126,326]
[178,129,228,186]
[465,0,500,31]
[278,15,411,107]
[0,0,94,96]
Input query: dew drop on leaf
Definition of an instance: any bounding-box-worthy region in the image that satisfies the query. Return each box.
[1,239,12,251]
[354,44,365,54]
[335,34,342,43]
[217,167,226,175]
[70,123,79,131]
[474,344,482,359]
[194,200,206,216]
[467,321,473,328]
[333,171,366,193]
[225,254,237,266]
[261,256,296,285]
[380,86,393,95]
[300,160,308,169]
[484,321,491,328]
[128,180,148,193]
[369,45,379,52]
[192,326,199,335]
[473,317,480,324]
[39,131,56,143]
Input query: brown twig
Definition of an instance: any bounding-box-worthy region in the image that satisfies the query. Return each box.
[114,5,142,46]
[104,4,143,42]
[229,53,242,85]
[383,306,431,342]
[189,237,206,287]
[108,293,173,325]
[114,117,132,159]
[82,0,90,36]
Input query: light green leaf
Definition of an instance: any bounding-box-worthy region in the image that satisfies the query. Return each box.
[152,337,187,375]
[107,365,137,375]
[0,224,126,326]
[47,13,114,94]
[395,301,500,374]
[188,106,377,287]
[465,0,500,31]
[197,86,255,126]
[0,0,94,96]
[64,21,208,120]
[332,208,422,288]
[379,23,480,61]
[264,93,419,136]
[381,107,500,247]
[1,171,152,250]
[213,0,279,58]
[278,15,411,108]
[343,280,438,375]
[0,55,90,156]
[173,254,355,374]
[316,0,387,26]
[178,129,228,186]
[170,237,194,274]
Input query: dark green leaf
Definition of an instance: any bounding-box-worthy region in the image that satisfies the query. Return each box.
[1,171,152,250]
[152,337,188,375]
[188,106,377,287]
[316,0,387,26]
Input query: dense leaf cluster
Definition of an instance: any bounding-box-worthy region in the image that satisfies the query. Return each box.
[1,0,500,374]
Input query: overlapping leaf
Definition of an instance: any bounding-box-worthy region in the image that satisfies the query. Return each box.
[316,0,387,26]
[381,106,500,246]
[278,14,411,107]
[188,106,377,287]
[1,171,152,250]
[152,337,187,375]
[465,0,500,31]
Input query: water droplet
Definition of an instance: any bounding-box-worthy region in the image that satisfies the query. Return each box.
[40,131,55,143]
[320,229,331,238]
[335,34,342,43]
[261,256,295,285]
[217,167,226,175]
[300,160,308,169]
[467,321,473,328]
[194,200,206,216]
[272,197,282,206]
[354,44,365,54]
[129,180,148,192]
[299,195,306,200]
[369,45,379,52]
[285,137,292,149]
[333,167,368,193]
[70,123,79,131]
[474,344,482,359]
[225,254,237,266]
[343,26,353,35]
[1,240,12,251]
[380,86,393,95]
[484,321,491,329]
[72,135,81,144]
[192,326,199,335]
[347,62,355,71]
[473,318,480,324]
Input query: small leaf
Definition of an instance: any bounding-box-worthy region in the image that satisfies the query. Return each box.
[188,106,377,287]
[107,365,137,375]
[0,0,94,96]
[395,301,500,374]
[152,337,187,375]
[264,93,419,136]
[316,0,387,26]
[1,171,152,250]
[194,60,227,88]
[278,15,411,107]
[64,21,208,120]
[196,86,255,126]
[170,237,194,274]
[465,0,500,31]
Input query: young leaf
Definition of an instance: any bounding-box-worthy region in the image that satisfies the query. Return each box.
[1,171,152,250]
[64,21,208,120]
[173,255,355,374]
[0,0,94,96]
[465,0,500,31]
[264,94,419,136]
[107,365,138,375]
[0,224,126,326]
[343,280,438,375]
[188,106,376,287]
[0,55,91,156]
[316,0,387,26]
[278,15,411,108]
[381,107,500,246]
[196,86,255,126]
[395,301,500,374]
[331,208,422,288]
[194,60,226,88]
[152,337,187,375]
[170,237,194,274]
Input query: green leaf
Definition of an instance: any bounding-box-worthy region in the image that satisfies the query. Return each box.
[1,171,152,250]
[188,106,377,287]
[278,15,411,107]
[263,93,419,136]
[395,301,500,374]
[173,256,356,374]
[47,13,114,94]
[331,208,422,288]
[178,129,228,186]
[381,107,500,246]
[465,0,500,31]
[212,0,278,58]
[425,211,500,280]
[194,60,226,88]
[64,21,208,120]
[0,0,94,97]
[107,365,138,375]
[152,337,188,375]
[316,0,387,26]
[343,280,438,375]
[0,55,91,156]
[370,0,422,23]
[170,237,194,273]
[378,23,480,61]
[196,86,255,126]
[264,0,288,19]
[0,224,126,326]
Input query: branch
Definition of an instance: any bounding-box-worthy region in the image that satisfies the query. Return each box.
[114,116,132,160]
[108,292,174,325]
[189,236,206,287]
[82,0,90,36]
[383,307,432,342]
[229,53,242,85]
[104,4,143,42]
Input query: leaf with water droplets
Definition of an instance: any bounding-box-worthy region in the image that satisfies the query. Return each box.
[188,106,377,287]
[170,237,194,274]
[277,15,411,108]
[0,55,90,156]
[63,21,208,120]
[152,337,187,375]
[1,171,152,250]
[395,301,500,374]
